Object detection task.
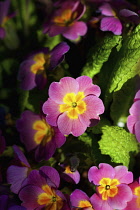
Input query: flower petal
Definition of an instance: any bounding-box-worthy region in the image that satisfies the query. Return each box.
[99,3,115,16]
[76,76,101,97]
[90,193,113,210]
[114,165,133,184]
[88,163,115,185]
[135,121,140,143]
[7,166,29,194]
[49,42,70,70]
[48,77,79,103]
[108,184,133,209]
[100,17,122,35]
[70,189,91,208]
[57,112,87,136]
[62,21,87,40]
[42,98,61,126]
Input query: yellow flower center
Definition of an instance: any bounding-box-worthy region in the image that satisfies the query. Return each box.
[134,186,140,208]
[78,200,93,209]
[31,53,50,74]
[53,9,77,26]
[1,16,10,27]
[37,185,63,209]
[33,119,54,145]
[59,92,86,119]
[98,178,120,200]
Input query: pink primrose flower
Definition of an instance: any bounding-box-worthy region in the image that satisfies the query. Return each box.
[127,89,140,143]
[122,177,140,210]
[88,163,133,209]
[18,42,69,90]
[19,166,67,209]
[42,76,105,137]
[16,110,66,161]
[43,0,87,40]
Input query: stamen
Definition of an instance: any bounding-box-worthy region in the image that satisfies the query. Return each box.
[105,185,110,190]
[72,102,77,108]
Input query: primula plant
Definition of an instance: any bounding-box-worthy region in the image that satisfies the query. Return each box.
[1,0,140,209]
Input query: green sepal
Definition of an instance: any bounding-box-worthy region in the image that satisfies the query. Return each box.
[81,34,122,78]
[99,126,139,168]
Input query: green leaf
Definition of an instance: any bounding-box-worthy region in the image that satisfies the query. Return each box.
[105,25,140,106]
[81,34,122,78]
[99,126,139,168]
[110,77,136,124]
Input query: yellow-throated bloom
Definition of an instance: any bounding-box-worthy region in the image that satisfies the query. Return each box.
[43,76,105,137]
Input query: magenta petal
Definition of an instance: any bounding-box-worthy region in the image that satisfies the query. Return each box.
[90,193,113,210]
[76,76,101,97]
[119,9,138,17]
[99,3,115,16]
[19,185,43,209]
[18,60,36,90]
[127,115,137,134]
[16,110,40,151]
[80,95,104,124]
[100,17,122,35]
[108,184,133,209]
[88,163,115,185]
[39,166,60,188]
[35,73,47,90]
[7,166,29,194]
[13,145,30,167]
[49,42,70,70]
[63,21,87,40]
[35,139,56,161]
[129,100,140,116]
[57,112,87,136]
[23,170,47,189]
[63,170,80,184]
[70,189,90,207]
[42,98,61,126]
[49,77,79,103]
[114,165,133,184]
[0,27,6,39]
[134,90,140,101]
[57,112,72,135]
[123,197,140,210]
[135,121,140,142]
[53,126,66,148]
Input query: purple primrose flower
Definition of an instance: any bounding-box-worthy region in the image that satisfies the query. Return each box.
[43,0,87,40]
[18,42,69,90]
[98,2,139,35]
[19,166,67,209]
[16,110,66,162]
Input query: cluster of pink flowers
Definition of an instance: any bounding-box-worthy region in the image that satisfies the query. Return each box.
[6,158,140,209]
[1,0,140,209]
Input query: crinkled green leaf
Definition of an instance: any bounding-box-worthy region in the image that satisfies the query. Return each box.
[99,126,139,167]
[81,34,122,78]
[105,25,140,106]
